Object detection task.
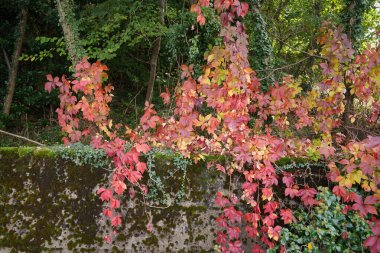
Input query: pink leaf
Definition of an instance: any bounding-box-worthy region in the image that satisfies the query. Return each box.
[135,143,151,154]
[240,2,249,17]
[111,215,122,227]
[113,180,126,195]
[110,198,120,209]
[160,88,171,104]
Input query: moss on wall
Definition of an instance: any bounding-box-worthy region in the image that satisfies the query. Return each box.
[0,147,105,252]
[0,146,326,252]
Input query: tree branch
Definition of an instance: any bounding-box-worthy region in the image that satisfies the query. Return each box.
[0,130,45,146]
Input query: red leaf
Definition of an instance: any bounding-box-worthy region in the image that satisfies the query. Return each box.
[280,209,296,224]
[298,186,318,206]
[110,198,120,209]
[160,88,171,104]
[216,231,227,244]
[267,226,281,241]
[262,188,273,201]
[318,144,335,159]
[126,170,142,184]
[246,225,258,238]
[372,220,380,236]
[197,14,206,25]
[112,180,126,195]
[364,235,380,252]
[228,240,243,253]
[97,188,113,202]
[111,215,122,227]
[136,162,147,173]
[242,182,258,198]
[227,226,241,239]
[103,208,113,218]
[216,164,226,173]
[215,192,230,207]
[146,220,154,232]
[252,244,265,253]
[103,235,112,244]
[224,206,243,223]
[332,186,347,199]
[129,187,136,199]
[282,174,294,188]
[263,201,278,213]
[240,2,249,17]
[263,213,277,227]
[135,143,151,154]
[216,216,228,228]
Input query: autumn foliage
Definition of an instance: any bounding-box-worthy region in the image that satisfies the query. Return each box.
[46,0,380,252]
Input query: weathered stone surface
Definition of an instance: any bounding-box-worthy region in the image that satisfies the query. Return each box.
[0,147,225,252]
[0,147,327,252]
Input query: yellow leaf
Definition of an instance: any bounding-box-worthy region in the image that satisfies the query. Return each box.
[338,176,352,188]
[348,170,366,185]
[207,54,215,63]
[204,67,211,77]
[201,77,210,85]
[243,67,254,74]
[308,242,313,250]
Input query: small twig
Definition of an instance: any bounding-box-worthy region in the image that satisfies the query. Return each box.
[257,56,311,72]
[0,129,45,146]
[2,48,11,72]
[124,87,144,110]
[126,52,149,64]
[144,202,172,209]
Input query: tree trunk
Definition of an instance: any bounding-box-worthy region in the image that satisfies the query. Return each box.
[341,0,369,141]
[56,0,85,65]
[145,0,165,103]
[249,0,274,90]
[3,8,28,116]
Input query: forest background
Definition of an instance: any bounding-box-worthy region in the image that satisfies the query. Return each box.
[1,0,379,145]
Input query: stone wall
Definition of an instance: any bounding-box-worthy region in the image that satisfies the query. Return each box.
[0,147,225,253]
[0,147,327,253]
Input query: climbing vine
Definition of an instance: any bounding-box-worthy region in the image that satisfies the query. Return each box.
[46,0,380,252]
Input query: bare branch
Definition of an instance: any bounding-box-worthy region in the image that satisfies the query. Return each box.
[0,130,45,146]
